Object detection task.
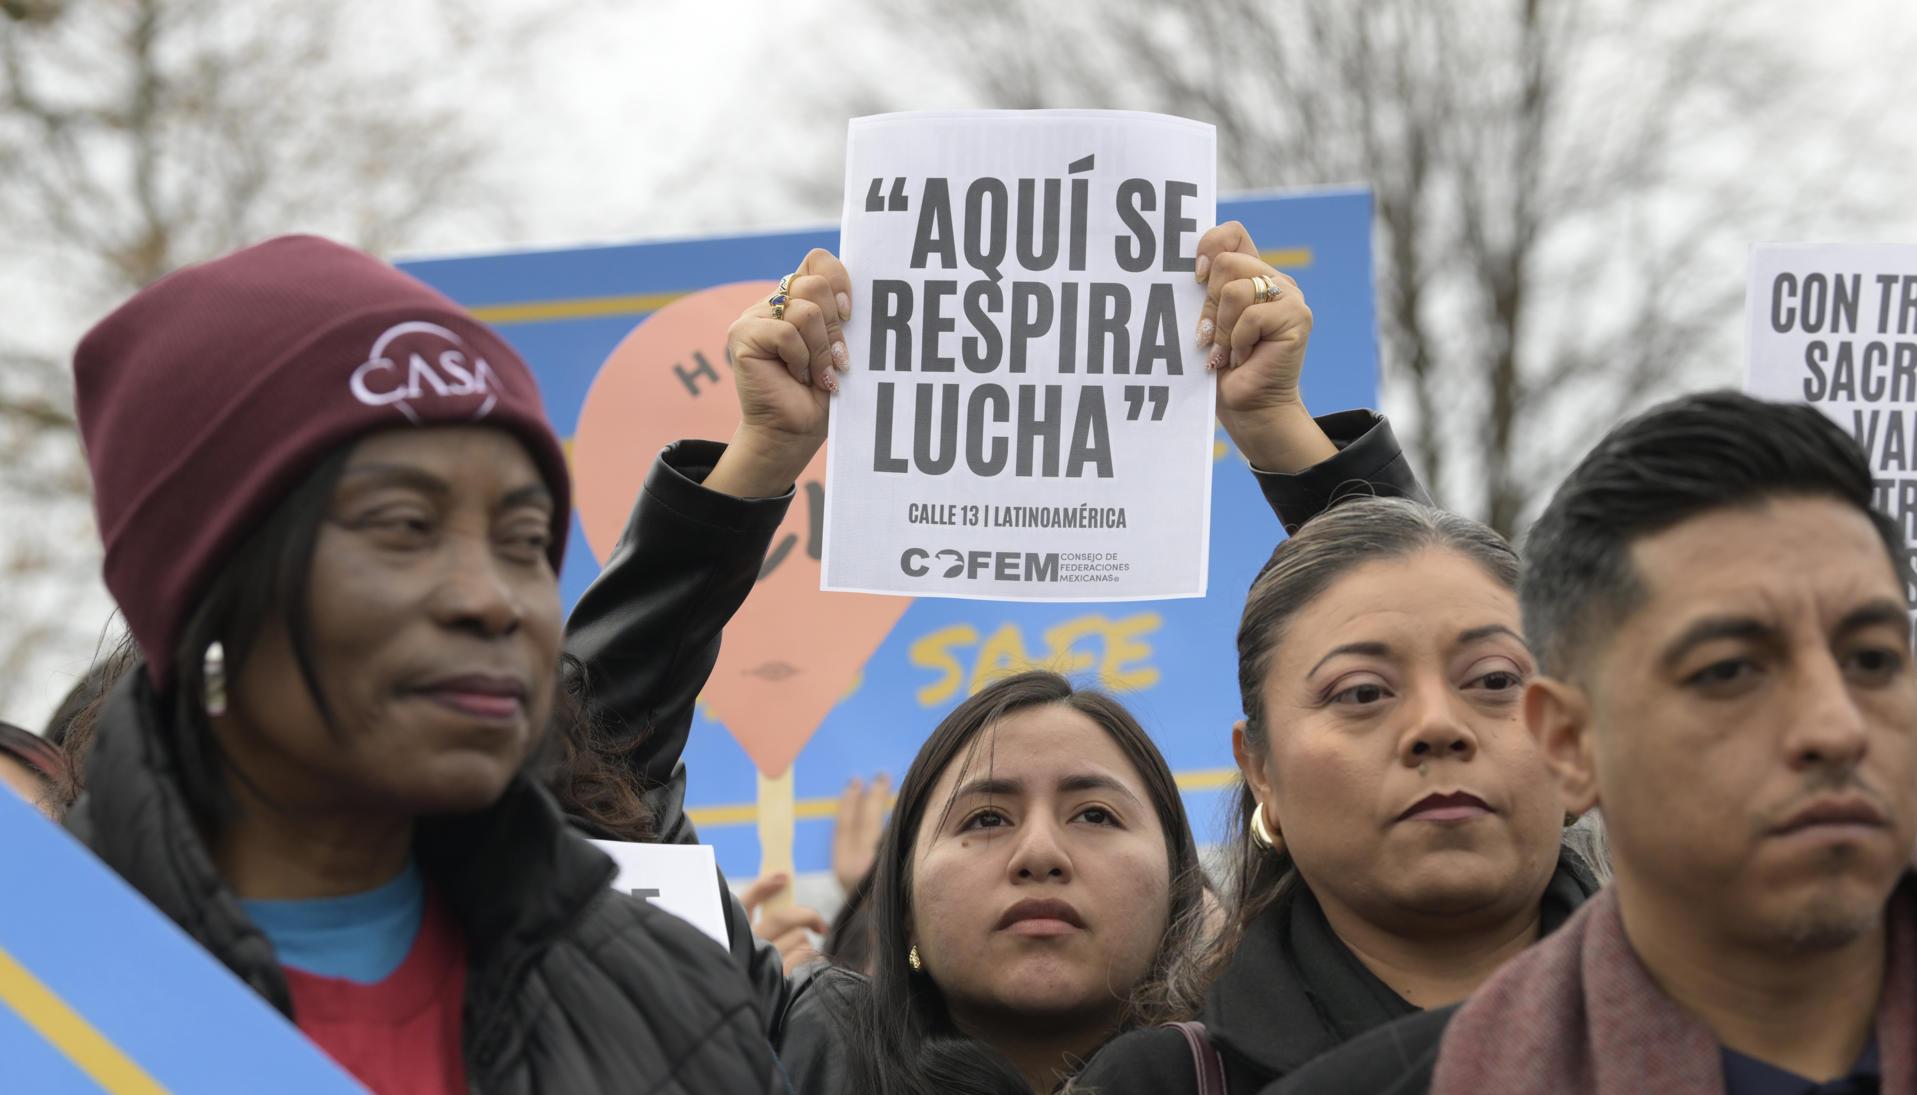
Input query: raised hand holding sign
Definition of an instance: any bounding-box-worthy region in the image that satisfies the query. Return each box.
[572,280,910,896]
[822,110,1221,601]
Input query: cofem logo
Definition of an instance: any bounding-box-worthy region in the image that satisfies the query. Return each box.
[900,548,1061,582]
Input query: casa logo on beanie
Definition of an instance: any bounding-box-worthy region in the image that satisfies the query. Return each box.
[350,321,502,423]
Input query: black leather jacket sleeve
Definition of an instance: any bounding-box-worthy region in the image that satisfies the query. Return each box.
[562,439,798,1040]
[1250,409,1429,534]
[565,439,792,848]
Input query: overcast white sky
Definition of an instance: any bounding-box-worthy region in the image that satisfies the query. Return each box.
[410,0,1917,252]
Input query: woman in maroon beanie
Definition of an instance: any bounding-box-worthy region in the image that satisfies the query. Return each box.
[63,235,783,1095]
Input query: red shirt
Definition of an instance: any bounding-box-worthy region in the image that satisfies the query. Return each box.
[282,889,468,1095]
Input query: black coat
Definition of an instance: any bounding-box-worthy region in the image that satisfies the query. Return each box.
[1071,849,1600,1095]
[763,966,869,1095]
[68,672,786,1094]
[1263,1007,1455,1095]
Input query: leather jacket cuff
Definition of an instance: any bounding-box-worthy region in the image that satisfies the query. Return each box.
[1252,410,1429,534]
[650,440,794,532]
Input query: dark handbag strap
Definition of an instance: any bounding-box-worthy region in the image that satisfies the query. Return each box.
[1164,1021,1227,1095]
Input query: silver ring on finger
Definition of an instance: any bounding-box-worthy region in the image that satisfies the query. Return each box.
[769,273,795,322]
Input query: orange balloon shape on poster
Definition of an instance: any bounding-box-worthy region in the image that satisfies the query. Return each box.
[572,282,911,778]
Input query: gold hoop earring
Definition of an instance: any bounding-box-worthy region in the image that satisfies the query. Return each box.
[908,945,923,972]
[1250,805,1279,849]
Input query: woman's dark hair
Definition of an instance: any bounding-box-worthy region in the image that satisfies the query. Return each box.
[43,630,141,809]
[101,441,650,838]
[1225,497,1521,935]
[835,670,1208,1095]
[0,720,68,814]
[825,863,878,974]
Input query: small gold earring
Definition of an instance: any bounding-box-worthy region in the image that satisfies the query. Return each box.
[908,944,922,972]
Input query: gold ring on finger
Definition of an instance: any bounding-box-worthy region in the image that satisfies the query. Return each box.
[1252,274,1279,305]
[769,273,795,322]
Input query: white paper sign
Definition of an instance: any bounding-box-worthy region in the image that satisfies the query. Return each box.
[588,839,729,949]
[823,110,1218,600]
[1745,243,1917,563]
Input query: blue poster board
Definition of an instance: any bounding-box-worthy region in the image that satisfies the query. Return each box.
[401,187,1376,878]
[0,790,366,1093]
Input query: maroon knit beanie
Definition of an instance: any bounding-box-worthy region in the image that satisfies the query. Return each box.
[75,235,571,688]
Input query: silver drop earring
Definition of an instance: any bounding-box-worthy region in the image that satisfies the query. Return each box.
[203,641,227,717]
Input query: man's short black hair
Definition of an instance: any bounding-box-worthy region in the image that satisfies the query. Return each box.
[1522,390,1909,677]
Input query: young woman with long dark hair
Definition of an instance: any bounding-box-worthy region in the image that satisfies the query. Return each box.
[779,670,1208,1094]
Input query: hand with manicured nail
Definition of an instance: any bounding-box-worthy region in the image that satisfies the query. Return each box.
[707,248,855,498]
[1195,221,1339,474]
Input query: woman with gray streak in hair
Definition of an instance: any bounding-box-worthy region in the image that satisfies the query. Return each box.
[1072,497,1604,1095]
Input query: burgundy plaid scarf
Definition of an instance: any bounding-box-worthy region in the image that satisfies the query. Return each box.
[1431,877,1916,1095]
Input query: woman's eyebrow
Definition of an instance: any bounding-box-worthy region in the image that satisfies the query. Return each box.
[953,776,1022,801]
[1058,773,1146,809]
[338,465,551,512]
[1308,641,1391,678]
[501,483,554,511]
[952,773,1146,810]
[339,462,448,496]
[1455,623,1528,650]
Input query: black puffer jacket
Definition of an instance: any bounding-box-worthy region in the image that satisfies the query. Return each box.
[68,671,787,1095]
[563,439,800,1034]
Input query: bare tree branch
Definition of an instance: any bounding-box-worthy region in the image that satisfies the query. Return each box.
[0,0,522,717]
[804,0,1916,537]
